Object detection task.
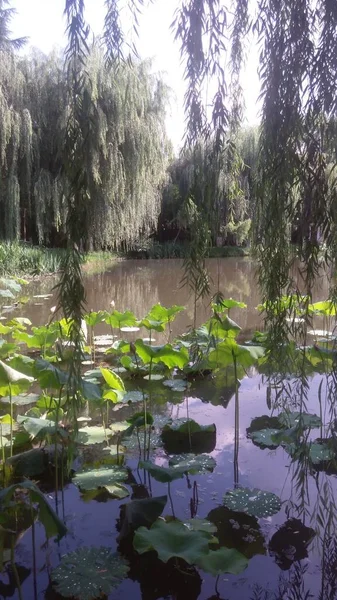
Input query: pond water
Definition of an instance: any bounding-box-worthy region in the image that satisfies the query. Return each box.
[0,258,336,600]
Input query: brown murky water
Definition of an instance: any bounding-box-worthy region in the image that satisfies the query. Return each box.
[1,258,336,600]
[9,257,331,335]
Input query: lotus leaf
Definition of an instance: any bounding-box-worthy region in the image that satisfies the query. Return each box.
[76,426,110,445]
[0,360,34,386]
[105,309,137,329]
[84,311,106,327]
[0,393,40,406]
[122,390,145,403]
[285,440,336,465]
[249,428,282,449]
[246,415,283,436]
[135,340,189,369]
[133,519,212,564]
[73,466,128,491]
[52,547,128,600]
[212,298,247,311]
[100,367,125,391]
[163,379,188,392]
[196,547,248,575]
[0,480,66,539]
[208,339,264,369]
[223,487,281,518]
[93,334,115,346]
[34,359,68,389]
[183,519,217,534]
[169,453,216,474]
[139,460,185,483]
[278,411,321,429]
[17,415,58,439]
[118,495,167,540]
[0,290,14,299]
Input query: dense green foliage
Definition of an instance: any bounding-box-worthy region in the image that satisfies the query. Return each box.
[0,45,170,250]
[158,130,258,246]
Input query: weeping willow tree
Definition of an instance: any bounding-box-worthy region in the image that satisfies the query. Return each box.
[57,0,337,359]
[0,45,170,249]
[160,136,251,246]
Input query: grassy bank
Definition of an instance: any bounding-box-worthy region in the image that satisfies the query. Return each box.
[126,241,250,259]
[0,243,119,277]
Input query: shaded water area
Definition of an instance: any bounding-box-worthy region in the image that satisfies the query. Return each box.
[1,258,336,600]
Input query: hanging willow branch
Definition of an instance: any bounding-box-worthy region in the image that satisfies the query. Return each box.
[55,0,91,420]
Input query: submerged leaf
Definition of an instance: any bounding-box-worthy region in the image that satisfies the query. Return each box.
[52,547,128,600]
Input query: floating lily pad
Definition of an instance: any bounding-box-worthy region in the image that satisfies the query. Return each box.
[122,390,146,404]
[143,374,165,381]
[73,466,128,491]
[93,335,115,346]
[196,547,248,576]
[169,453,216,474]
[246,415,283,436]
[83,369,103,380]
[309,442,335,464]
[163,379,188,392]
[133,519,212,564]
[76,426,109,445]
[223,487,281,518]
[33,294,52,299]
[52,547,128,600]
[0,393,40,406]
[285,439,336,467]
[249,428,282,449]
[278,411,321,430]
[308,329,334,337]
[139,461,185,483]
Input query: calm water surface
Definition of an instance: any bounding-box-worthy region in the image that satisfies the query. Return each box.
[1,259,335,600]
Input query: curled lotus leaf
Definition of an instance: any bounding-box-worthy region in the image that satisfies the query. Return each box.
[133,518,212,564]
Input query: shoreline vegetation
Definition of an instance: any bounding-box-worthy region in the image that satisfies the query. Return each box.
[0,242,250,278]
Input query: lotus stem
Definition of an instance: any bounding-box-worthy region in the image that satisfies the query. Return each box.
[30,495,38,600]
[10,536,23,600]
[233,354,239,488]
[168,482,175,518]
[9,383,13,458]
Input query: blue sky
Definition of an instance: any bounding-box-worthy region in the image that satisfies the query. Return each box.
[11,0,260,149]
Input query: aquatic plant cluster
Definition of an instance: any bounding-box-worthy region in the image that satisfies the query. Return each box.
[0,278,336,598]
